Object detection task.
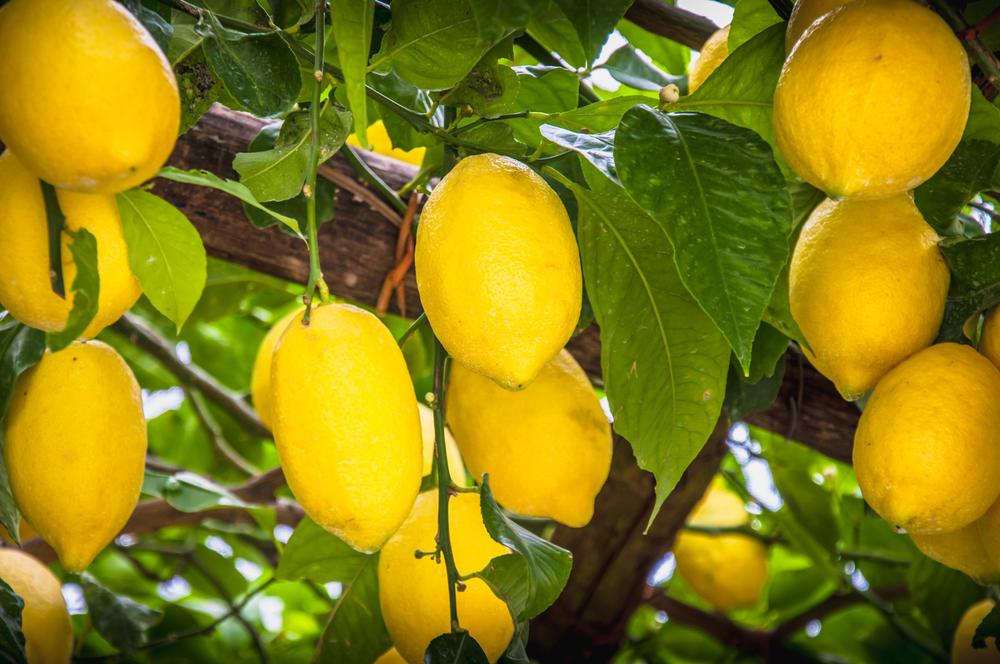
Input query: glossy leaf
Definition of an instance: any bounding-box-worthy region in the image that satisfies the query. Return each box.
[616,19,689,75]
[117,190,207,331]
[938,233,1000,342]
[723,329,787,422]
[81,574,162,655]
[552,0,632,66]
[475,554,531,621]
[142,470,265,517]
[45,228,100,352]
[572,183,729,519]
[0,431,20,547]
[728,0,782,51]
[469,0,545,43]
[276,517,369,584]
[312,555,392,664]
[527,4,587,68]
[330,0,374,148]
[512,67,578,113]
[0,320,45,418]
[907,557,984,648]
[445,42,521,118]
[175,47,227,134]
[203,30,300,117]
[138,6,173,55]
[425,631,490,664]
[601,44,684,93]
[615,107,794,372]
[540,126,617,184]
[0,579,26,664]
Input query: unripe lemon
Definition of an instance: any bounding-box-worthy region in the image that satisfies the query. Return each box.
[0,549,73,664]
[979,305,1000,370]
[853,343,1000,535]
[417,403,467,483]
[347,120,426,167]
[911,497,1000,586]
[785,0,853,53]
[0,151,142,337]
[379,491,513,664]
[445,349,611,527]
[374,648,408,664]
[0,0,180,193]
[271,304,422,553]
[4,341,147,572]
[688,25,729,93]
[250,307,303,430]
[415,154,582,390]
[789,195,949,400]
[952,599,998,664]
[673,482,769,611]
[773,0,970,199]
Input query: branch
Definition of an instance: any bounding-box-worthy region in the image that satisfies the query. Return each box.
[771,583,907,642]
[186,388,259,476]
[929,0,1000,99]
[623,0,717,50]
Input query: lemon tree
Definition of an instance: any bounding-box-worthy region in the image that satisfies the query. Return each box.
[2,0,1000,662]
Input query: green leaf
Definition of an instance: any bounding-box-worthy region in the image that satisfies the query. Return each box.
[0,579,27,664]
[907,557,984,648]
[117,190,207,331]
[0,431,20,547]
[331,0,374,148]
[203,30,300,117]
[312,555,392,664]
[0,320,45,419]
[571,183,729,519]
[723,328,787,422]
[527,4,587,69]
[45,227,100,352]
[425,631,490,664]
[175,47,227,134]
[551,0,632,66]
[615,107,794,372]
[142,469,265,516]
[474,554,531,621]
[617,20,690,76]
[937,233,1000,342]
[138,6,174,56]
[541,126,617,183]
[276,517,369,583]
[548,95,651,134]
[600,44,685,93]
[445,42,521,118]
[81,574,162,655]
[469,0,545,44]
[479,476,572,620]
[728,0,782,51]
[767,436,839,554]
[973,600,1000,651]
[156,166,301,234]
[512,67,579,114]
[40,181,66,298]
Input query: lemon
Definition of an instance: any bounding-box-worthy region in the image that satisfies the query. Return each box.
[379,491,513,664]
[789,194,949,400]
[445,349,611,527]
[854,343,1000,535]
[0,151,143,337]
[773,0,970,199]
[4,341,147,572]
[952,599,998,664]
[0,0,179,194]
[374,648,408,664]
[785,0,853,53]
[347,120,426,167]
[415,153,582,390]
[271,304,422,552]
[673,481,769,611]
[417,403,467,483]
[688,25,730,93]
[0,549,73,664]
[979,305,1000,370]
[250,307,303,431]
[911,497,1000,586]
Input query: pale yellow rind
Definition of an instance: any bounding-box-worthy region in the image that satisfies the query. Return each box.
[789,195,949,400]
[0,549,73,664]
[911,497,1000,586]
[952,599,998,664]
[773,0,970,199]
[416,403,467,483]
[415,153,582,390]
[688,25,730,93]
[853,343,1000,535]
[250,307,304,431]
[4,341,147,572]
[379,491,514,664]
[446,349,611,527]
[347,120,426,167]
[271,304,422,553]
[785,0,853,53]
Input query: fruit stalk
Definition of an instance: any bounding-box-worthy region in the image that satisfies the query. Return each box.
[303,0,327,315]
[433,336,462,632]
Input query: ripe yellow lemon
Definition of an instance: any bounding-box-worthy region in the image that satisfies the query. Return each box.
[0,151,143,337]
[0,0,179,193]
[415,154,582,390]
[4,341,147,572]
[853,343,1000,535]
[773,0,970,199]
[445,349,611,527]
[789,195,949,400]
[952,599,998,664]
[673,482,769,611]
[785,0,853,53]
[979,305,1000,371]
[271,304,422,552]
[0,549,73,664]
[911,497,1000,586]
[374,648,408,664]
[347,120,426,167]
[689,25,730,93]
[417,403,467,483]
[379,491,513,664]
[250,307,303,431]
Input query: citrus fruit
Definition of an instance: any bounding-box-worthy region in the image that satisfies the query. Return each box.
[415,153,582,390]
[0,519,38,546]
[979,305,1000,371]
[689,25,730,93]
[785,0,853,52]
[374,648,408,664]
[0,0,180,193]
[4,341,147,572]
[347,120,426,167]
[853,343,1000,535]
[250,307,303,430]
[446,349,611,527]
[379,491,513,664]
[952,599,998,664]
[0,549,73,664]
[0,151,143,337]
[911,497,1000,585]
[417,403,467,484]
[773,0,970,199]
[789,194,949,400]
[271,304,422,552]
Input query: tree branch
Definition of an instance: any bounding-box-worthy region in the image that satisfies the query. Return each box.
[623,0,717,50]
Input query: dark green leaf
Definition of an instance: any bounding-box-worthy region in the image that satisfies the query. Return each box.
[475,554,531,621]
[45,227,99,352]
[479,476,572,620]
[425,631,490,664]
[204,30,300,117]
[265,0,314,27]
[142,469,267,518]
[615,107,794,372]
[117,190,207,331]
[312,555,392,664]
[470,0,545,44]
[500,620,529,663]
[175,47,227,134]
[937,233,1000,342]
[728,0,782,51]
[41,177,66,298]
[973,600,1000,651]
[0,430,20,547]
[907,557,985,648]
[0,320,45,419]
[540,126,617,183]
[81,574,162,655]
[724,353,785,421]
[445,43,520,118]
[551,0,632,66]
[276,517,369,583]
[601,44,685,93]
[0,579,26,664]
[572,183,729,519]
[331,0,374,148]
[139,6,174,56]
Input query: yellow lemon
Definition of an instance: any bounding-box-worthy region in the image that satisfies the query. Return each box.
[0,0,179,193]
[250,307,303,431]
[347,120,426,167]
[979,305,1000,370]
[445,349,611,527]
[688,25,730,93]
[379,491,513,664]
[853,343,1000,535]
[673,481,769,611]
[415,154,582,390]
[773,0,970,199]
[271,304,422,552]
[911,497,1000,586]
[789,195,949,400]
[417,403,467,483]
[785,0,853,53]
[4,341,147,572]
[0,549,73,664]
[374,648,408,664]
[952,599,999,664]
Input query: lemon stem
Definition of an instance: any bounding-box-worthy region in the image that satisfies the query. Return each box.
[432,336,462,632]
[396,312,428,348]
[303,1,328,319]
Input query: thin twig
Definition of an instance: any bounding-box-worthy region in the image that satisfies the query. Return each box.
[319,159,404,226]
[186,388,259,476]
[929,0,1000,94]
[376,192,420,315]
